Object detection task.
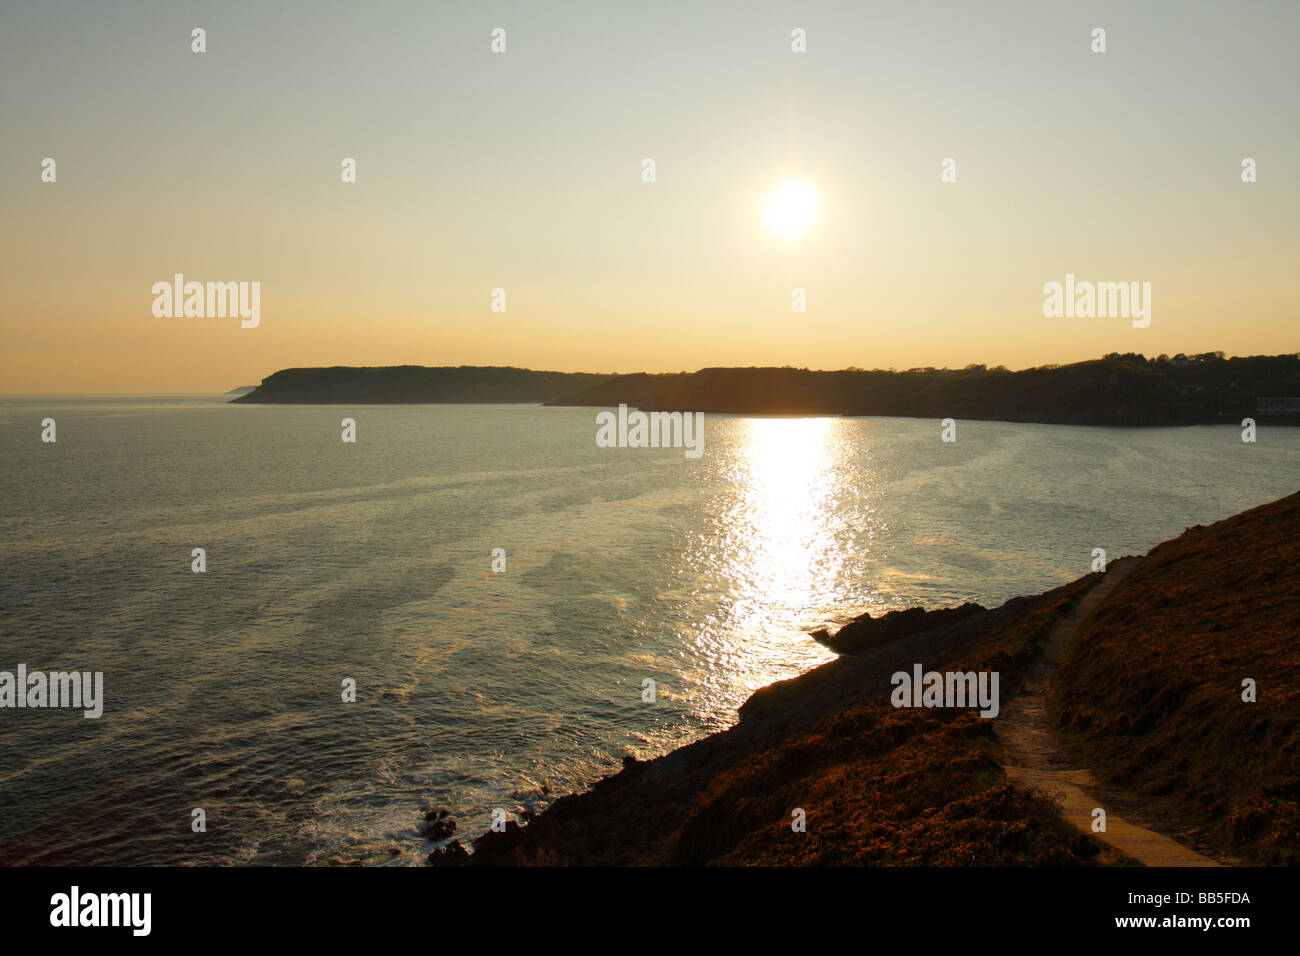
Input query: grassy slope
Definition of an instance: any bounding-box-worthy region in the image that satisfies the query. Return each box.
[656,576,1106,866]
[659,706,1097,866]
[1052,491,1300,864]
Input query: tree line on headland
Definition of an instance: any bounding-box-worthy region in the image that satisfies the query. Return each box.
[234,353,1300,426]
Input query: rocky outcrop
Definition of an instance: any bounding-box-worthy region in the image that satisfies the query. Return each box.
[811,602,985,655]
[420,808,456,842]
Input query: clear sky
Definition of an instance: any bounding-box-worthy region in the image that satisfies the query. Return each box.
[2,0,1296,392]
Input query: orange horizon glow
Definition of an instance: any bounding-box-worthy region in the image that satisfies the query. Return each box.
[2,3,1296,393]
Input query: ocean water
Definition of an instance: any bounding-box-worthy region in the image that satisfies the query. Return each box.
[0,396,1296,865]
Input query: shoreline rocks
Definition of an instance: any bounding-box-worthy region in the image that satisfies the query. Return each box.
[420,807,457,842]
[811,602,985,655]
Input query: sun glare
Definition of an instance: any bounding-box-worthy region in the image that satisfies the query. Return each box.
[762,179,820,241]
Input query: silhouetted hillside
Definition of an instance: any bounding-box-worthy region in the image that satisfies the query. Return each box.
[232,366,613,404]
[1053,491,1300,864]
[548,354,1300,426]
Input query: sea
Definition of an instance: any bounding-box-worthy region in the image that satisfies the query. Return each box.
[1,395,1296,864]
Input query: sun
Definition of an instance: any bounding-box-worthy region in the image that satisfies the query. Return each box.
[762,179,820,241]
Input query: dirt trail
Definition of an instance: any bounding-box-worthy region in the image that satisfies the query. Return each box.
[996,556,1222,867]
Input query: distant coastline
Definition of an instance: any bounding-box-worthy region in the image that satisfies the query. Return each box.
[230,365,610,405]
[232,354,1300,427]
[547,353,1300,427]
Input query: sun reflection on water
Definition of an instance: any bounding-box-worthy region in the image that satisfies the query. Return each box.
[682,416,872,714]
[728,417,839,630]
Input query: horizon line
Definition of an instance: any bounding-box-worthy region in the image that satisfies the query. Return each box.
[9,349,1300,396]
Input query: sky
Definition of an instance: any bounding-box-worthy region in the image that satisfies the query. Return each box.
[1,0,1297,392]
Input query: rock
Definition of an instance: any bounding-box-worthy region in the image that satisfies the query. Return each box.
[420,815,457,841]
[816,602,985,655]
[427,840,469,865]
